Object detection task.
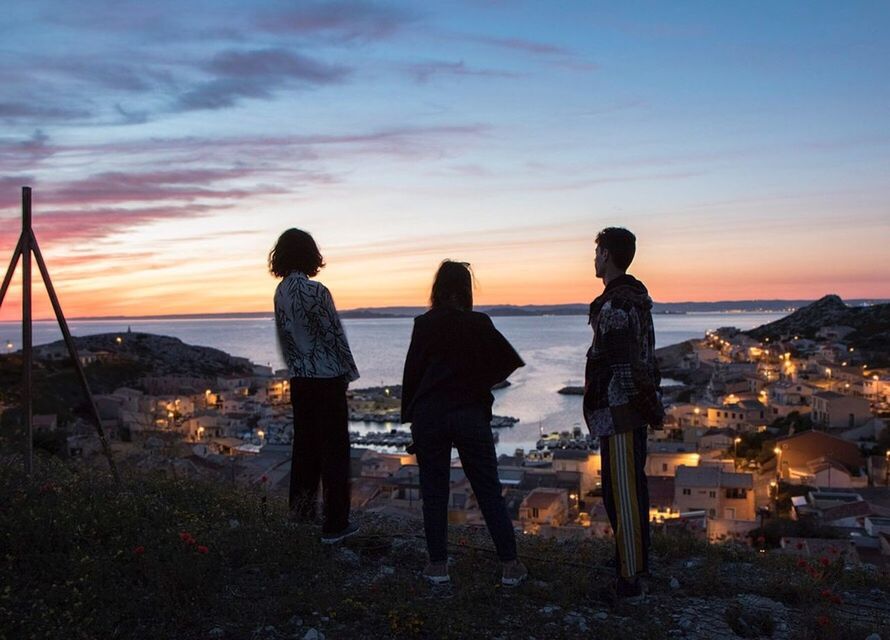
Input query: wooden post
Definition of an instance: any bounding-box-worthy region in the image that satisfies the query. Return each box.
[0,186,119,482]
[31,232,119,482]
[21,187,33,477]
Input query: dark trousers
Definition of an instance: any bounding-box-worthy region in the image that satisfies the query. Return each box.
[600,427,650,580]
[412,407,517,563]
[289,376,351,534]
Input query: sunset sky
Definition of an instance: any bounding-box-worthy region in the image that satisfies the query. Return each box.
[1,1,889,320]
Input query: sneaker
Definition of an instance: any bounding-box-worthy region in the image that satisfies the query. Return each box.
[321,522,360,545]
[422,562,450,585]
[501,560,528,587]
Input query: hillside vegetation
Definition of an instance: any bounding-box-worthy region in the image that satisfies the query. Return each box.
[1,456,889,640]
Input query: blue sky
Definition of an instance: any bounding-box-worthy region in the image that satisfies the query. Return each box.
[1,1,888,317]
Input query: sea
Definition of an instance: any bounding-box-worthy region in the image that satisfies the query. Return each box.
[0,312,784,453]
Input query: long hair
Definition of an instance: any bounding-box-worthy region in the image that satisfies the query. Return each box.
[430,260,473,311]
[268,228,325,278]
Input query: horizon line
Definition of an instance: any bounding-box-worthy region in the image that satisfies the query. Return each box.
[2,295,887,324]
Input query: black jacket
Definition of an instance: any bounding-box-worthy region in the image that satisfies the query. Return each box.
[401,308,524,423]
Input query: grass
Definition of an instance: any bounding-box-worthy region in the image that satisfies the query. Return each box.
[1,455,888,640]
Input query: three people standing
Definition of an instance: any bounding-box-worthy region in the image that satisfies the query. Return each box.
[271,226,660,600]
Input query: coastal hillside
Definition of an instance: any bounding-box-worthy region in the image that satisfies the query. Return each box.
[744,296,890,360]
[2,459,888,640]
[0,333,252,423]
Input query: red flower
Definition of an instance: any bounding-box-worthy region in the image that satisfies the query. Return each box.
[179,531,191,542]
[820,588,832,599]
[796,560,808,568]
[796,542,805,550]
[816,615,830,627]
[819,557,830,567]
[133,545,145,555]
[196,545,209,554]
[260,475,268,484]
[830,595,843,605]
[828,547,837,554]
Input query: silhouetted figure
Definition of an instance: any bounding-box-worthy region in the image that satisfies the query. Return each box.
[584,227,663,600]
[402,260,527,586]
[271,228,360,544]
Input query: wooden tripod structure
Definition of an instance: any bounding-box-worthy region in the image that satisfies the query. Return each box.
[0,187,118,482]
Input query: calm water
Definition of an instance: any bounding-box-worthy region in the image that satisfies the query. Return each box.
[1,312,783,452]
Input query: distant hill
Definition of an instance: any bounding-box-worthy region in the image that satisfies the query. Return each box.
[59,299,887,322]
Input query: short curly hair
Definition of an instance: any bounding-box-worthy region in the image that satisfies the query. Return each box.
[268,228,325,278]
[595,227,636,271]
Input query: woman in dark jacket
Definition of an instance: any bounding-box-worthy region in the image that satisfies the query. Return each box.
[402,260,527,586]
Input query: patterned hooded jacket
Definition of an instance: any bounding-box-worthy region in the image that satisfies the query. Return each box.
[584,274,663,437]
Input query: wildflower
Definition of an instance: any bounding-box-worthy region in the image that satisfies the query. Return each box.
[816,615,830,627]
[820,588,832,599]
[828,547,837,554]
[830,595,843,605]
[796,542,805,550]
[819,557,830,567]
[179,531,191,542]
[133,545,145,555]
[796,560,808,568]
[196,545,209,554]
[260,474,268,484]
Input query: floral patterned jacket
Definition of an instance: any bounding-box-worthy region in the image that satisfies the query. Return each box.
[274,271,359,382]
[583,274,663,437]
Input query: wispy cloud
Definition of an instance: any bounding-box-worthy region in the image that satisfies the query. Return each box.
[256,1,418,43]
[0,102,91,123]
[38,168,264,206]
[404,60,519,83]
[175,48,350,112]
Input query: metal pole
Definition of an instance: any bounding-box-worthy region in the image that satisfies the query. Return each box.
[31,231,119,483]
[21,187,33,477]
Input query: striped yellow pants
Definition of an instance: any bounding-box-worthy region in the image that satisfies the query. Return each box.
[600,428,650,579]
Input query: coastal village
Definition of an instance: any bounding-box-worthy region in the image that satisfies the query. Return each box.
[2,295,889,572]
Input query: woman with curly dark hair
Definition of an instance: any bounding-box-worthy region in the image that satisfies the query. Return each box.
[270,228,359,544]
[402,260,527,586]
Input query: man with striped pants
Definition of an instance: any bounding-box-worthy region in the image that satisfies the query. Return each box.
[583,227,664,600]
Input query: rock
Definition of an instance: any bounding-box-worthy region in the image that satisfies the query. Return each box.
[228,519,240,529]
[303,630,324,640]
[379,565,395,576]
[337,549,359,567]
[678,618,693,631]
[208,629,224,638]
[684,558,703,569]
[539,605,560,615]
[669,577,680,590]
[865,634,881,640]
[594,612,608,621]
[288,616,303,628]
